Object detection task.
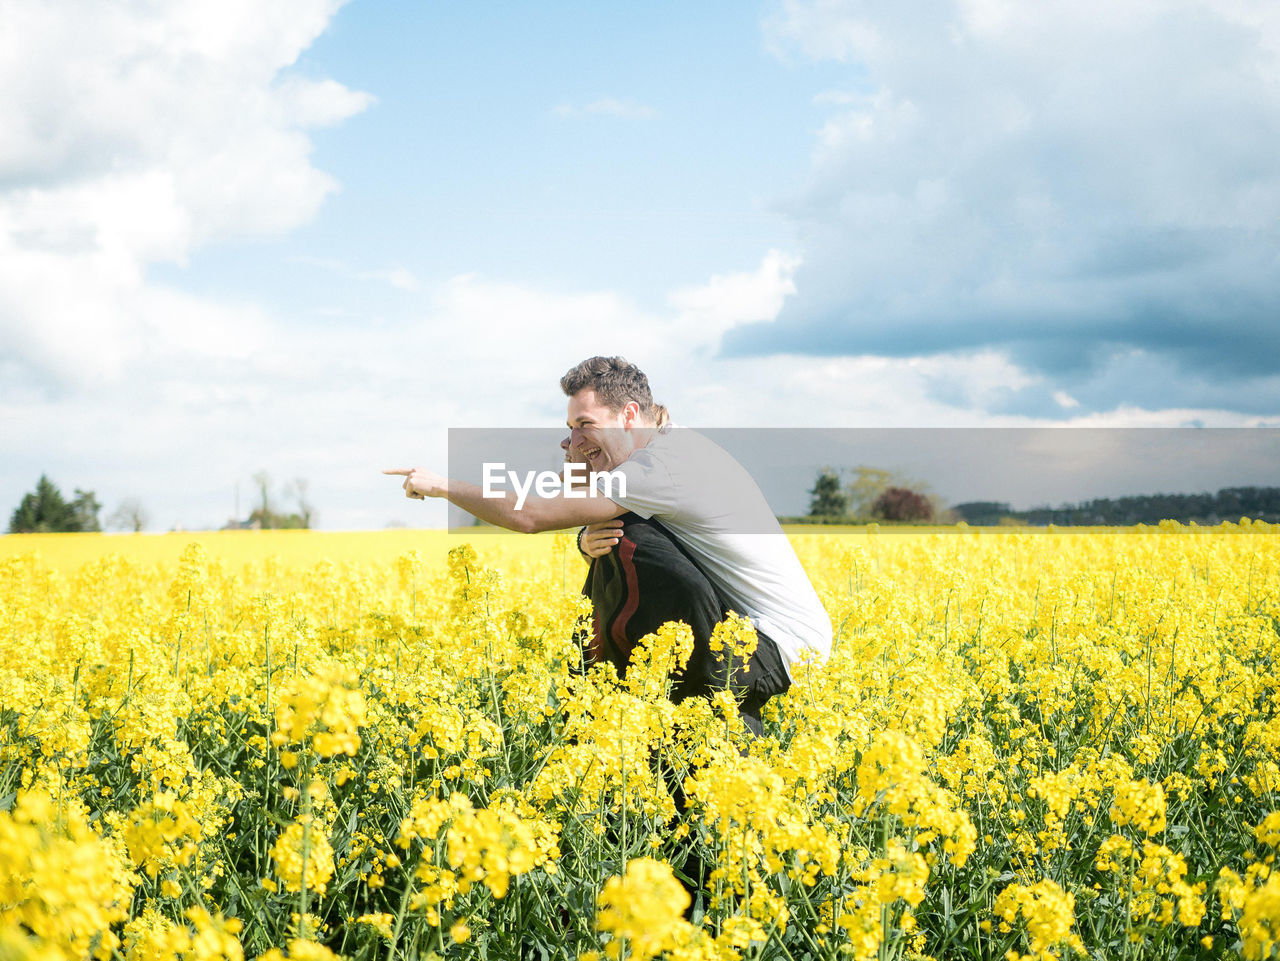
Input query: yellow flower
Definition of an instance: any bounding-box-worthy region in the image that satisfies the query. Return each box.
[595,859,696,961]
[1236,874,1280,961]
[123,792,202,878]
[355,914,394,940]
[269,819,335,897]
[0,787,134,961]
[446,804,544,899]
[270,664,368,758]
[255,940,340,961]
[1109,779,1166,836]
[1255,811,1280,848]
[183,907,244,961]
[993,878,1086,961]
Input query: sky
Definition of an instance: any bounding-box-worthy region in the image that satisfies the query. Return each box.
[2,0,1278,531]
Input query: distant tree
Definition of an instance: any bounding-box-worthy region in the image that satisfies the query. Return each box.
[9,475,72,532]
[107,497,149,532]
[846,466,941,520]
[845,466,897,519]
[872,486,934,522]
[284,477,316,528]
[808,468,849,519]
[252,471,273,525]
[952,501,1014,525]
[9,475,101,532]
[71,489,102,532]
[242,471,314,529]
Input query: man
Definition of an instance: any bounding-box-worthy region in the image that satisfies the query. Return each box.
[386,356,831,730]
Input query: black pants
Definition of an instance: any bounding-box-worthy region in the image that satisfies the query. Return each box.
[581,513,791,734]
[582,515,794,912]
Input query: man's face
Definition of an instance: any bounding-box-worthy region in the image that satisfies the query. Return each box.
[565,389,639,472]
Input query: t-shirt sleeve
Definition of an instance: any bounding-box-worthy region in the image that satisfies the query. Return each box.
[594,448,679,519]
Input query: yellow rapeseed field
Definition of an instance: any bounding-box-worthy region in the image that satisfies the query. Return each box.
[1,523,1278,961]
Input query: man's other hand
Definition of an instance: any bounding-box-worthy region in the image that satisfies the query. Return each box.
[383,467,445,500]
[580,519,623,558]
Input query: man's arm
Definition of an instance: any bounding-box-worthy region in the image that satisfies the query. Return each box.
[383,467,627,533]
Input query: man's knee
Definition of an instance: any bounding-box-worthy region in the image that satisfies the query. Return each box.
[737,630,791,730]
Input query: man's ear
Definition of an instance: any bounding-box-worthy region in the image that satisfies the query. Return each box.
[621,400,641,427]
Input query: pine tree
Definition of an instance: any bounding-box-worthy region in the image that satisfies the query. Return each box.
[808,468,849,519]
[9,475,89,532]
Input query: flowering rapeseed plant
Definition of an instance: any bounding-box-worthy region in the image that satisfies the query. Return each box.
[0,522,1277,959]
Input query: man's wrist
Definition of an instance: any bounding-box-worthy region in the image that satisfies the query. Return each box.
[576,526,588,557]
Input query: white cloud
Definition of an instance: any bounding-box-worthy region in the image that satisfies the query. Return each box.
[812,89,862,106]
[669,250,800,335]
[275,76,376,128]
[763,0,889,64]
[292,256,420,291]
[554,98,657,119]
[1049,407,1272,428]
[0,0,371,391]
[664,351,1036,428]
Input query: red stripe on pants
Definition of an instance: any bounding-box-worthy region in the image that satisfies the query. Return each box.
[610,536,640,659]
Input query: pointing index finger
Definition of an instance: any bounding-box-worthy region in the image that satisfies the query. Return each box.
[382,468,413,476]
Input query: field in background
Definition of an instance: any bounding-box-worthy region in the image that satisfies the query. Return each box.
[0,524,1044,577]
[0,530,516,577]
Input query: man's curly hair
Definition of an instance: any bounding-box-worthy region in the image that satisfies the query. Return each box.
[560,356,663,422]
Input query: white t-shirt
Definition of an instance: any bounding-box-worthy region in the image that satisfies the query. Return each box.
[595,427,832,675]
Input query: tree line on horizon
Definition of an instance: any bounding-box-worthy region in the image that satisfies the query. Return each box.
[795,467,1280,526]
[6,473,315,534]
[950,487,1280,526]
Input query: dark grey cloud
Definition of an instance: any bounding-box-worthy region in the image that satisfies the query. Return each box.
[733,1,1280,415]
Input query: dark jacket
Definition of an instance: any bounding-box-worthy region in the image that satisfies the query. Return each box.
[581,514,789,718]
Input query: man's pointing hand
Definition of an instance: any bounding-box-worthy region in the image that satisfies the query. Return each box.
[383,467,446,501]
